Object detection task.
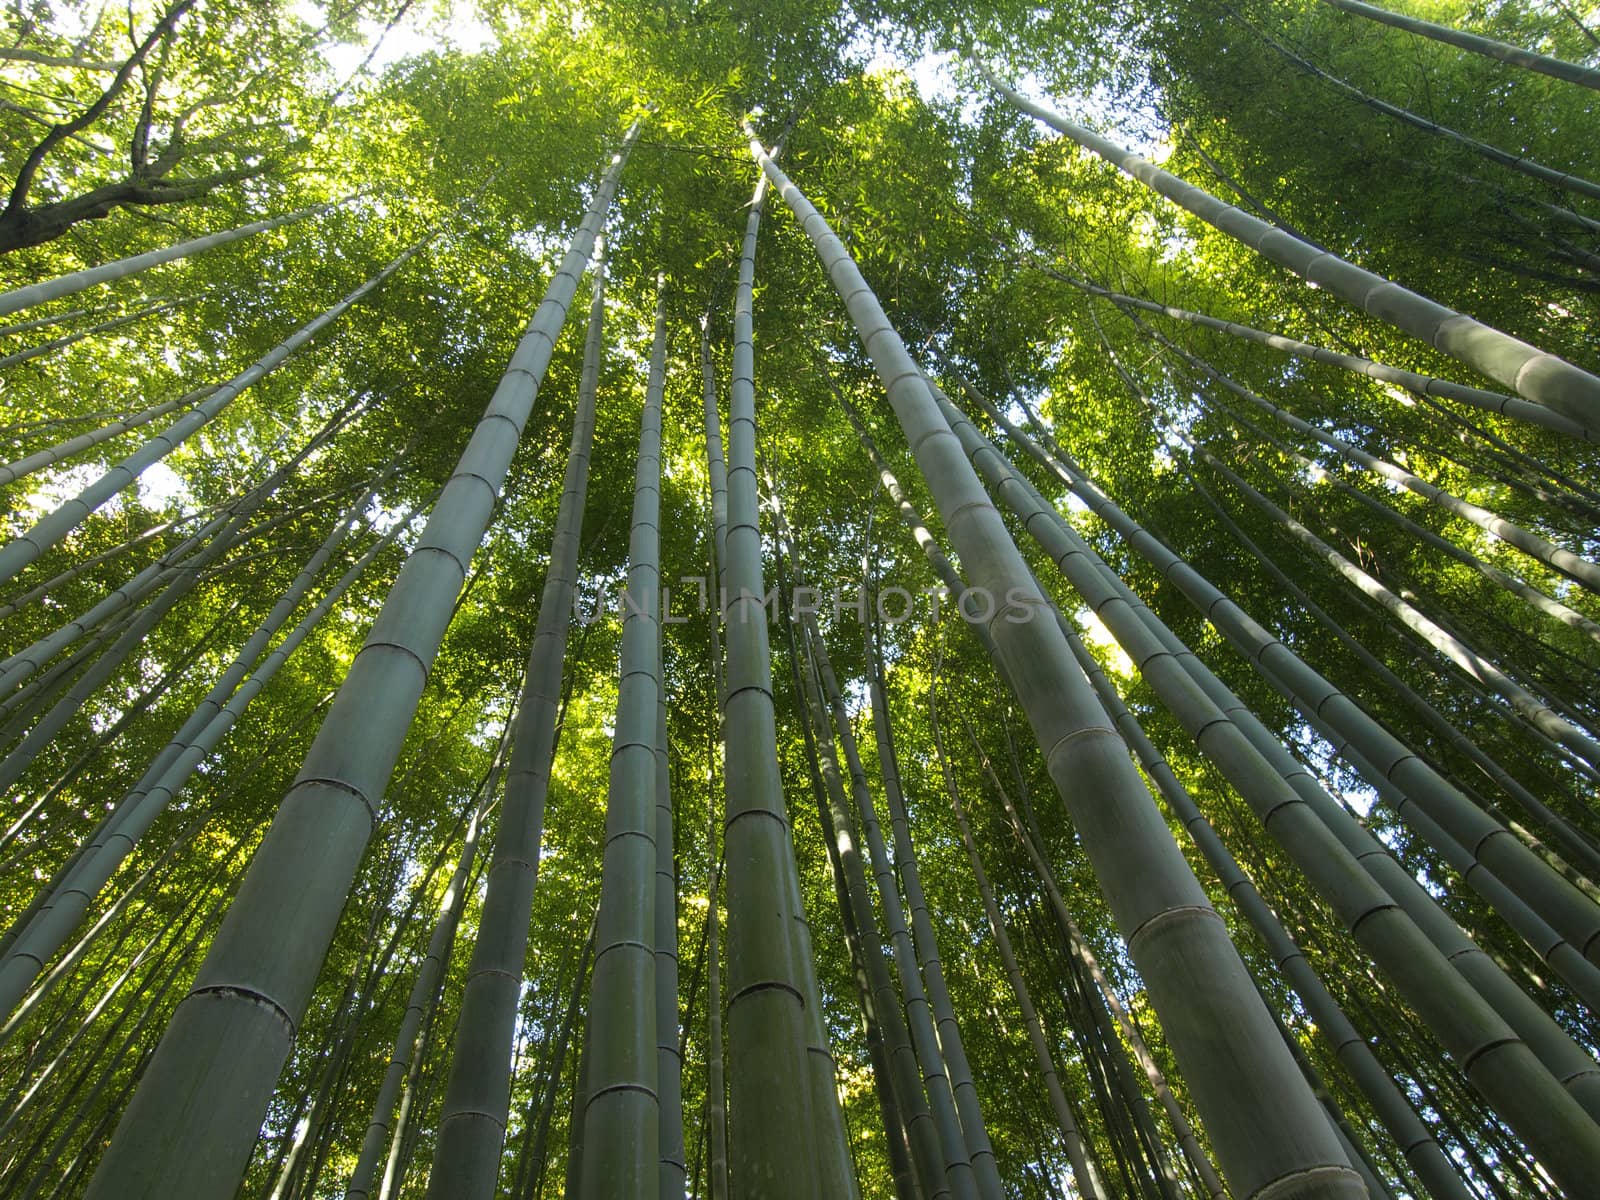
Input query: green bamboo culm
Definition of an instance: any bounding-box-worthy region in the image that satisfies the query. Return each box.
[1050,271,1593,441]
[0,232,433,592]
[1255,26,1600,208]
[705,810,730,1200]
[75,124,642,1200]
[802,611,977,1200]
[1150,333,1600,633]
[789,602,946,1200]
[957,374,1600,975]
[578,277,668,1199]
[927,689,1102,1200]
[768,502,894,1200]
[0,480,418,1025]
[0,198,340,318]
[748,126,1365,1200]
[977,65,1600,435]
[1051,618,1478,1200]
[928,385,1600,1191]
[656,632,686,1200]
[345,788,492,1200]
[1319,0,1600,91]
[866,632,1006,1200]
[423,233,612,1200]
[717,163,842,1200]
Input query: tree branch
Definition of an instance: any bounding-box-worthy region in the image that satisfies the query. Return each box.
[4,0,197,215]
[0,159,272,254]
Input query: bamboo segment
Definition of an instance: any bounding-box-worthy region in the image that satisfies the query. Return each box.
[752,132,1364,1200]
[345,788,492,1200]
[793,615,949,1200]
[805,613,976,1200]
[929,689,1101,1200]
[656,637,687,1200]
[931,387,1600,1188]
[1262,29,1600,205]
[76,128,639,1200]
[0,486,412,1020]
[867,643,1006,1200]
[0,387,206,489]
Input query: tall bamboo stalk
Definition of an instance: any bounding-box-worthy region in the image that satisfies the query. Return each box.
[866,637,1005,1200]
[717,165,839,1200]
[77,128,639,1200]
[980,67,1600,433]
[656,635,686,1200]
[424,236,612,1200]
[0,200,339,318]
[1052,271,1593,442]
[931,377,1600,1184]
[576,278,667,1199]
[0,502,417,1019]
[926,683,1100,1200]
[345,780,497,1199]
[962,378,1600,973]
[751,129,1363,1200]
[0,236,430,587]
[1319,0,1600,90]
[804,611,976,1200]
[1259,26,1600,205]
[792,613,949,1200]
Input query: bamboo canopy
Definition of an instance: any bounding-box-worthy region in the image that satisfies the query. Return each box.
[0,2,1597,1199]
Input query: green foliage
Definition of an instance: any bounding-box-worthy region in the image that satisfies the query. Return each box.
[1,0,1598,1196]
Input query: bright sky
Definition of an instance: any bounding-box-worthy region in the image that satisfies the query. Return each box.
[296,2,965,111]
[292,0,497,80]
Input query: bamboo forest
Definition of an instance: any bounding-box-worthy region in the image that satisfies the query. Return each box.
[4,0,1600,1196]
